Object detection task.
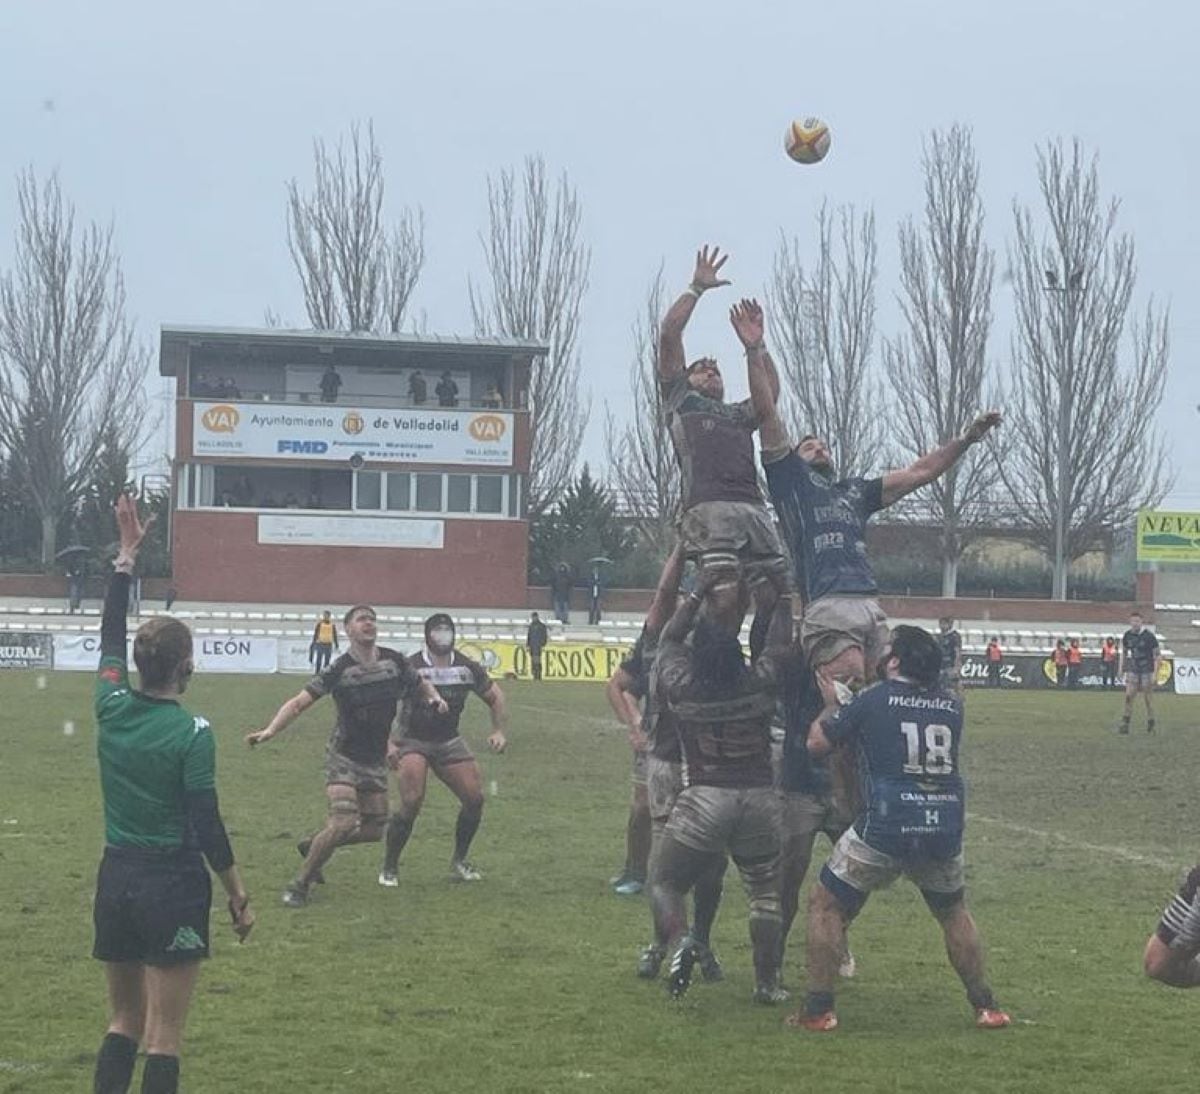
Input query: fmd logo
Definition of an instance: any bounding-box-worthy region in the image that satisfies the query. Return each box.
[201,405,240,433]
[468,414,506,442]
[277,440,329,454]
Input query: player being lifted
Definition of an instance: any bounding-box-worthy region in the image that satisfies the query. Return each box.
[246,605,446,907]
[658,246,791,637]
[737,296,999,805]
[380,613,509,885]
[790,625,1010,1032]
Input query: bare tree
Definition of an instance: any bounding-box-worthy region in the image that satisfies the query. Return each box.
[770,202,885,478]
[287,121,425,332]
[469,156,590,517]
[0,169,150,566]
[1000,139,1171,599]
[604,268,678,553]
[884,125,997,596]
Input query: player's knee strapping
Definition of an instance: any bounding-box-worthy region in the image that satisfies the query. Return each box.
[328,797,361,839]
[735,854,782,922]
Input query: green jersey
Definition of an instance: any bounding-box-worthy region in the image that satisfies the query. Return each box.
[95,652,216,849]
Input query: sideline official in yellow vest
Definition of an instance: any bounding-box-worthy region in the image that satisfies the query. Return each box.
[311,611,340,672]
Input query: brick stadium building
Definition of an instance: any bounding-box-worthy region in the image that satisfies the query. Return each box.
[160,326,547,606]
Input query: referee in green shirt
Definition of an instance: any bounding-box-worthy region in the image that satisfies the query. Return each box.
[92,495,254,1094]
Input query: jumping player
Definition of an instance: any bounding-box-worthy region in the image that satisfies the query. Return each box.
[1145,864,1200,988]
[789,625,1010,1033]
[91,495,254,1094]
[246,605,446,907]
[738,296,999,807]
[653,569,794,1003]
[379,613,509,885]
[1119,611,1160,734]
[658,246,791,634]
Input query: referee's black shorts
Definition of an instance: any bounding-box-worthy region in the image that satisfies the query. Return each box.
[93,845,211,966]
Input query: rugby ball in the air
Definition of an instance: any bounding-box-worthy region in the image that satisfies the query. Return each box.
[785,117,831,164]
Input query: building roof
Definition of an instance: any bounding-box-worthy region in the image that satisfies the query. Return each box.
[159,324,549,376]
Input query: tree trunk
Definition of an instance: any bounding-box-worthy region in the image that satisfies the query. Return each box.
[40,509,56,570]
[941,554,959,599]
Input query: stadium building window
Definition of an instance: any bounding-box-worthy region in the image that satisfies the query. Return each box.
[447,475,472,513]
[386,472,411,511]
[476,474,504,514]
[354,470,382,510]
[415,473,443,512]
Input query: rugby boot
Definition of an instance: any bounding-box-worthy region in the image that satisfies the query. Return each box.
[752,981,791,1005]
[281,882,309,908]
[786,1009,838,1032]
[666,937,698,999]
[377,869,399,888]
[613,876,645,896]
[695,942,724,982]
[636,944,665,979]
[450,859,483,882]
[975,1007,1012,1029]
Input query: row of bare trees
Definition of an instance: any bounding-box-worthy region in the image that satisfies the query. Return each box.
[608,128,1172,599]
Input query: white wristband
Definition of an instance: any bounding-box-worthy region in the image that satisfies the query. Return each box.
[684,285,702,300]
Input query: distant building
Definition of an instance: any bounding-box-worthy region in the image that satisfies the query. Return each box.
[161,325,545,606]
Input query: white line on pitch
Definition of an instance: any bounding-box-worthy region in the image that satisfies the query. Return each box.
[969,813,1176,871]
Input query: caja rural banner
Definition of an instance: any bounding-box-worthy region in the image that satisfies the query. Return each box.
[51,633,280,674]
[958,653,1175,691]
[1174,659,1200,695]
[0,631,52,669]
[193,401,514,467]
[1136,510,1200,563]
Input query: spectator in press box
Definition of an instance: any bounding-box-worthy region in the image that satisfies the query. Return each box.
[319,365,343,404]
[436,370,459,408]
[408,369,428,405]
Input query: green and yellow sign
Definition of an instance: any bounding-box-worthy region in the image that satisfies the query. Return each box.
[1137,510,1200,562]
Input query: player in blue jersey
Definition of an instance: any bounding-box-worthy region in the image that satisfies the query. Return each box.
[787,625,1010,1032]
[735,297,999,816]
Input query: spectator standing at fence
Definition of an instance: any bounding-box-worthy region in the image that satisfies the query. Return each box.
[551,563,573,624]
[1052,640,1069,687]
[1067,639,1083,689]
[436,371,459,408]
[408,370,427,405]
[985,637,1003,688]
[1101,637,1119,689]
[526,612,549,681]
[311,611,340,672]
[319,365,343,404]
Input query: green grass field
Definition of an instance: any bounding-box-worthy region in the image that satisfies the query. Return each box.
[0,673,1197,1093]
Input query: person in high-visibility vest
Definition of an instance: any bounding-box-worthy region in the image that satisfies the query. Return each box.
[1067,639,1084,689]
[1100,637,1119,689]
[985,637,1003,688]
[311,611,340,672]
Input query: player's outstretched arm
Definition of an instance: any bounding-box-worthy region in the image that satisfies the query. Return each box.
[245,689,317,746]
[659,245,731,383]
[731,298,790,457]
[606,667,647,752]
[880,410,1002,507]
[481,683,508,752]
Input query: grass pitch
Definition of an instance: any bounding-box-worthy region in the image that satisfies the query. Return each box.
[0,673,1196,1093]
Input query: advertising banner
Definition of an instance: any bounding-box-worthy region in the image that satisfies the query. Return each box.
[0,631,53,669]
[193,402,514,467]
[1174,659,1200,695]
[454,640,635,682]
[193,636,278,674]
[958,653,1174,691]
[54,633,118,671]
[258,513,445,550]
[1136,510,1200,563]
[278,638,320,675]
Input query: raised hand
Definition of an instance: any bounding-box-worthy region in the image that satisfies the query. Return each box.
[964,410,1002,444]
[692,245,732,292]
[729,298,765,348]
[114,493,154,557]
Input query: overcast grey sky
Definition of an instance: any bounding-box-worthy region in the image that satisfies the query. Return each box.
[2,0,1197,505]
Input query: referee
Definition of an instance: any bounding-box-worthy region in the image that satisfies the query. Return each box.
[91,495,254,1094]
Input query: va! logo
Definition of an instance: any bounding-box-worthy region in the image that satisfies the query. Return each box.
[342,412,365,435]
[201,405,239,433]
[468,414,506,442]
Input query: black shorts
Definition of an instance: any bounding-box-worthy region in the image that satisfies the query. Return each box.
[93,846,211,966]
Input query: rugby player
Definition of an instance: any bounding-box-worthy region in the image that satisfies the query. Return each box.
[92,495,254,1094]
[738,296,999,806]
[653,568,793,1003]
[246,605,446,907]
[937,616,963,696]
[1145,864,1200,988]
[789,625,1010,1032]
[1119,610,1160,734]
[658,246,790,635]
[379,613,509,885]
[605,626,654,896]
[609,547,727,977]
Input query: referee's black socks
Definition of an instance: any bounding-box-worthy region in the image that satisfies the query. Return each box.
[94,1031,138,1093]
[141,1054,180,1094]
